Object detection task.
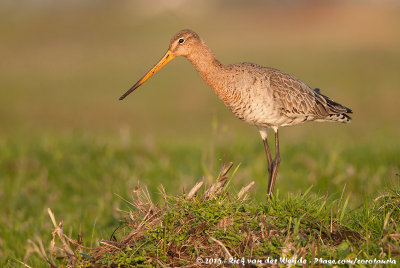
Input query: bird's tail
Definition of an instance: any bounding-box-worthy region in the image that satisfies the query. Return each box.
[325,113,352,123]
[314,88,352,123]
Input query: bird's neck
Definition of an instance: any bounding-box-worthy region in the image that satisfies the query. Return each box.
[186,42,243,114]
[186,42,225,91]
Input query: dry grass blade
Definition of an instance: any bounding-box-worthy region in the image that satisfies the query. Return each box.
[209,237,233,260]
[51,222,75,257]
[48,208,75,263]
[203,162,233,199]
[26,209,88,267]
[25,238,57,268]
[237,181,255,200]
[187,177,204,199]
[203,179,227,200]
[100,240,123,251]
[11,259,34,268]
[156,259,168,268]
[219,161,234,182]
[48,208,57,228]
[92,186,164,260]
[374,193,390,202]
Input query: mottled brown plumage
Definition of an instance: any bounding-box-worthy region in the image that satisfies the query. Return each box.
[120,29,352,196]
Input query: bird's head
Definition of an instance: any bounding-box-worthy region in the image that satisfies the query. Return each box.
[119,29,201,100]
[168,29,201,57]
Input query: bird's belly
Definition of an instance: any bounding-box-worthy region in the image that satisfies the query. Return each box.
[216,83,297,128]
[225,98,284,128]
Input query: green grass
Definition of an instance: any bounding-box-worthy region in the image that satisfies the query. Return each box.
[1,1,400,266]
[22,162,400,267]
[0,132,399,266]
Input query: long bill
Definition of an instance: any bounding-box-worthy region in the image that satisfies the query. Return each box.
[119,50,176,100]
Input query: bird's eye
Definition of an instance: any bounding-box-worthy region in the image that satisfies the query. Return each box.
[178,38,185,44]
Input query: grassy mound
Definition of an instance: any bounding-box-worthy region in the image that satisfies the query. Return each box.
[28,162,399,267]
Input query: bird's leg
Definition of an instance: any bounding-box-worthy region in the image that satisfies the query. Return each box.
[259,128,277,197]
[262,138,273,179]
[268,129,281,196]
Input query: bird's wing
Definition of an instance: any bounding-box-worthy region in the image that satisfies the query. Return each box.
[269,70,347,117]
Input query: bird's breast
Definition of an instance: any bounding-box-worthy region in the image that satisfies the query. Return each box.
[214,82,280,127]
[201,63,286,128]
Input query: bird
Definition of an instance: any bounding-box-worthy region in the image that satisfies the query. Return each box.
[119,29,352,196]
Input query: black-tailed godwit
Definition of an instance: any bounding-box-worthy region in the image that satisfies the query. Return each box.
[119,29,352,196]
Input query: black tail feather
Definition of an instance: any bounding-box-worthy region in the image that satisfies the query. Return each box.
[314,88,352,114]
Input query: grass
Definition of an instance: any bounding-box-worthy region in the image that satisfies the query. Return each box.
[1,1,400,266]
[0,132,399,266]
[23,161,400,267]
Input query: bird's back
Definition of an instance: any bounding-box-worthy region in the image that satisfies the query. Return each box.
[217,63,352,128]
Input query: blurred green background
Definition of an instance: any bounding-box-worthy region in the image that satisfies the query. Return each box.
[1,0,399,265]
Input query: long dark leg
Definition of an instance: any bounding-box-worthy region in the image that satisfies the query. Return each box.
[262,138,273,179]
[268,129,281,196]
